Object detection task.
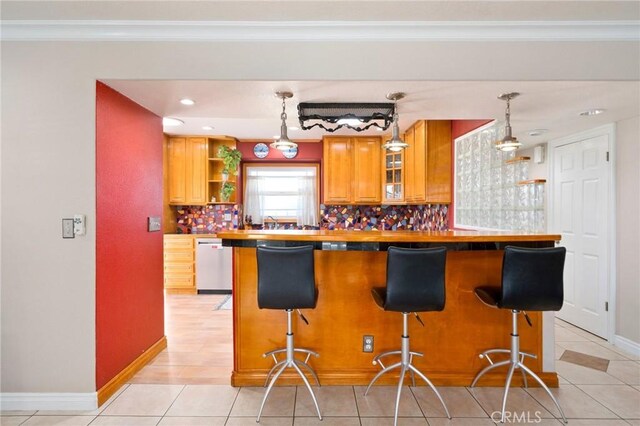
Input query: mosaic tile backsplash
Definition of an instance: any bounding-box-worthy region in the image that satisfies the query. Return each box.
[320,204,449,231]
[176,205,242,234]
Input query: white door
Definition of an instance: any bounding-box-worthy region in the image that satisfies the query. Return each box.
[552,135,610,337]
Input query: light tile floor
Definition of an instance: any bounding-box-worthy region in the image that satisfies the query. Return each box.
[2,297,639,425]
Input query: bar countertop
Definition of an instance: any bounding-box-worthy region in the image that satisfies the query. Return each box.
[217,229,560,244]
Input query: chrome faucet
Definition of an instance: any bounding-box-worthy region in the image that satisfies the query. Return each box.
[266,216,279,230]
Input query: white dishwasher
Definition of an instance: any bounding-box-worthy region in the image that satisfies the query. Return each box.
[195,238,233,294]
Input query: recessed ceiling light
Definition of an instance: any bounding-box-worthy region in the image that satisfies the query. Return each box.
[162,117,184,127]
[528,129,549,137]
[579,108,605,116]
[202,125,214,131]
[375,127,384,132]
[288,126,300,131]
[273,135,280,139]
[180,98,195,106]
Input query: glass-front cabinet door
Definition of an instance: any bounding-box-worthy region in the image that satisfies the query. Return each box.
[382,150,404,203]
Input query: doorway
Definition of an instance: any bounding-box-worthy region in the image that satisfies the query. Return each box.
[549,125,615,339]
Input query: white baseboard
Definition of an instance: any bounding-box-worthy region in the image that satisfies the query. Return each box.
[613,334,640,357]
[0,392,97,411]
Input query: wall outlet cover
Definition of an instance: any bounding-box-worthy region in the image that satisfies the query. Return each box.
[62,218,75,238]
[148,216,161,232]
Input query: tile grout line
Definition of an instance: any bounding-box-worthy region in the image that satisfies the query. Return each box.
[158,384,186,421]
[351,385,363,426]
[292,385,298,426]
[224,385,242,425]
[569,382,629,422]
[407,384,428,420]
[464,386,493,420]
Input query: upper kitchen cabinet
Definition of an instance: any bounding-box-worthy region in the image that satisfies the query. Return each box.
[323,136,381,204]
[206,137,239,204]
[425,120,452,204]
[168,136,207,205]
[382,149,404,204]
[402,120,452,204]
[167,136,239,206]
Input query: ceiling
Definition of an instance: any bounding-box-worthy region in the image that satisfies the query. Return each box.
[3,1,638,22]
[104,80,640,148]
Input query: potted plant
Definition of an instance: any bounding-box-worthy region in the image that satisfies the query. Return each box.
[218,145,242,176]
[220,181,235,202]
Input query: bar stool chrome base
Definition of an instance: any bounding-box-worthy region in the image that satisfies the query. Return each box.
[470,310,567,424]
[365,313,451,426]
[257,309,322,423]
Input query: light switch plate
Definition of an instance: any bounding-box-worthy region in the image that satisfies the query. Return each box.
[148,216,161,232]
[62,218,75,238]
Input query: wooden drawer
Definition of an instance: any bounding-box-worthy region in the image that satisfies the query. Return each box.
[164,275,194,288]
[164,263,194,274]
[163,236,193,250]
[164,250,193,263]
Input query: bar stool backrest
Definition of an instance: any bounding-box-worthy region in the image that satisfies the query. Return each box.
[257,245,317,310]
[500,246,566,311]
[385,246,447,312]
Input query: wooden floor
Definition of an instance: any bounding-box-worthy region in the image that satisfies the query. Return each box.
[129,293,233,385]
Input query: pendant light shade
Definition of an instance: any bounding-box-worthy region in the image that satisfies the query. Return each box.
[271,91,297,151]
[495,92,522,152]
[382,92,409,152]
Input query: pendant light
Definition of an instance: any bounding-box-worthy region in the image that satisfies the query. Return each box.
[382,92,409,152]
[495,92,522,152]
[271,91,297,151]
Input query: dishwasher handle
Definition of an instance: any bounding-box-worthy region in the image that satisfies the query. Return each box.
[197,241,224,249]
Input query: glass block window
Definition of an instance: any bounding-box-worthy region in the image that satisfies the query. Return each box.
[454,122,545,232]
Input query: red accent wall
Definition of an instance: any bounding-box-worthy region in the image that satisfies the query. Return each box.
[236,140,323,204]
[449,119,493,228]
[96,82,164,389]
[452,119,493,139]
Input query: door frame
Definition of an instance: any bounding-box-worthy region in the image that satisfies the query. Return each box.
[547,123,617,343]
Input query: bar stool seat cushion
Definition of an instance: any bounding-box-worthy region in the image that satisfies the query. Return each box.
[474,286,501,309]
[371,287,387,309]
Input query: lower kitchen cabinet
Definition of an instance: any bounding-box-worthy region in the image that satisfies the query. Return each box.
[163,235,196,294]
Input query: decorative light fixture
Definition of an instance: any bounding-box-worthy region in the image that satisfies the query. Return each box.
[271,91,297,151]
[495,92,522,152]
[382,92,409,152]
[298,102,394,132]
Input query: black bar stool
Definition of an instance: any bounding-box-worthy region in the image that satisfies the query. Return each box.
[256,245,321,422]
[365,246,451,426]
[470,246,567,424]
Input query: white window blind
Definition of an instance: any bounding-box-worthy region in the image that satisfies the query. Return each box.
[244,166,318,226]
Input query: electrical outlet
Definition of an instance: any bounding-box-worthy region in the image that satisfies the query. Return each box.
[62,218,75,238]
[224,213,232,221]
[363,335,374,353]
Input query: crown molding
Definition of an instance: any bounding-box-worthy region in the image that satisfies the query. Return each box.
[2,20,639,42]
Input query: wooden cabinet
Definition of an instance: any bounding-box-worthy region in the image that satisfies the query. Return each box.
[163,235,195,294]
[382,150,404,203]
[167,136,238,206]
[412,120,427,201]
[206,137,239,204]
[425,121,452,203]
[323,136,381,204]
[352,137,382,203]
[401,120,452,204]
[168,137,207,205]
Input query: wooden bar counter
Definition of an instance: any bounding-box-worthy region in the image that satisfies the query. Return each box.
[218,230,562,387]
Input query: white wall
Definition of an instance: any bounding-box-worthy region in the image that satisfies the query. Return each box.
[615,115,640,345]
[1,39,639,395]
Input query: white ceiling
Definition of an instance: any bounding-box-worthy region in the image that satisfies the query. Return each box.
[3,1,638,22]
[103,80,640,147]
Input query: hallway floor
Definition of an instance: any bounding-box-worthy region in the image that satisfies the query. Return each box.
[2,295,638,425]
